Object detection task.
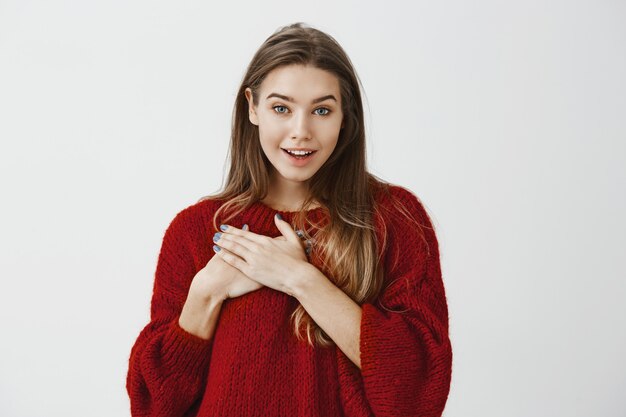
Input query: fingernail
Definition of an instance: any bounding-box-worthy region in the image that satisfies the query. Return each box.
[220,224,228,231]
[213,233,221,242]
[275,213,282,220]
[243,224,248,231]
[213,245,221,252]
[295,230,304,238]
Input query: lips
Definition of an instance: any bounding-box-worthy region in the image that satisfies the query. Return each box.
[281,148,317,152]
[281,149,317,157]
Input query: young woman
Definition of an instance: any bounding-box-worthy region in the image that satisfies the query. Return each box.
[126,22,452,417]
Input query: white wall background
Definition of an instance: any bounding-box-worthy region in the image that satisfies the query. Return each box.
[1,1,624,416]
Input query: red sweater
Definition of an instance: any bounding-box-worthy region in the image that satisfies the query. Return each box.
[126,184,452,417]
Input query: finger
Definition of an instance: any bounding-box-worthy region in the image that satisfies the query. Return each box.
[213,232,254,258]
[220,223,266,245]
[304,240,313,256]
[274,214,301,244]
[215,226,258,252]
[213,245,248,274]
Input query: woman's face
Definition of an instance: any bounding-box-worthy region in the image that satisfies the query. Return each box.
[245,64,344,188]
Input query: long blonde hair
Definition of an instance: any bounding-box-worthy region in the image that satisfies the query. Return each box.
[200,22,428,347]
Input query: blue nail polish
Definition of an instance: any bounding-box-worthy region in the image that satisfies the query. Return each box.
[220,224,228,231]
[275,213,282,220]
[243,224,248,230]
[213,245,221,252]
[213,233,221,242]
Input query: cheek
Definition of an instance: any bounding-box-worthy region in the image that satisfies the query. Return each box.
[317,137,339,161]
[321,118,343,140]
[327,140,340,156]
[257,118,285,141]
[321,123,342,147]
[258,125,280,145]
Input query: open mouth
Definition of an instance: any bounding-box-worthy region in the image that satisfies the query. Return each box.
[281,148,317,160]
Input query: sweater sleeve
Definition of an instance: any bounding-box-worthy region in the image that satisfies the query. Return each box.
[126,207,214,417]
[358,187,452,417]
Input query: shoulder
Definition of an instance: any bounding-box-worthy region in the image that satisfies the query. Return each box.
[164,195,225,237]
[374,183,435,230]
[372,182,439,260]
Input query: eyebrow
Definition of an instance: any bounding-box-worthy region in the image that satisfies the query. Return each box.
[265,93,337,104]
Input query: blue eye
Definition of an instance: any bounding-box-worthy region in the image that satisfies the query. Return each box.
[273,105,288,114]
[272,105,331,116]
[315,108,331,116]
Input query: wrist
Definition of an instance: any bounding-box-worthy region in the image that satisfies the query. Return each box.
[179,294,224,340]
[289,262,323,300]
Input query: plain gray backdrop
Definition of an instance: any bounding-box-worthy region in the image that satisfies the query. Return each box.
[0,1,624,416]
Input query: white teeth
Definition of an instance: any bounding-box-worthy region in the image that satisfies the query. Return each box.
[286,149,313,156]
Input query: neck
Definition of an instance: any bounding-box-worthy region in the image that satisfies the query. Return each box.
[262,173,319,211]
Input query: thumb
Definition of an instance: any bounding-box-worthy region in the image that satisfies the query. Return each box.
[274,213,300,244]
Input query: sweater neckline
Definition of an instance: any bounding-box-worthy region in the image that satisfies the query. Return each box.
[251,199,326,219]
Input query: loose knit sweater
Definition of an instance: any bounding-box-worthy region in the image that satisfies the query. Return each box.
[126,184,452,417]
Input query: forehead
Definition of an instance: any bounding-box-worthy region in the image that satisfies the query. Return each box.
[260,64,341,100]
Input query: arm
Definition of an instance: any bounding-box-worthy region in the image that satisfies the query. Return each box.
[292,264,363,369]
[357,189,452,417]
[126,208,217,417]
[294,188,452,417]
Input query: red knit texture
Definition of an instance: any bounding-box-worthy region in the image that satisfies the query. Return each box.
[126,185,452,417]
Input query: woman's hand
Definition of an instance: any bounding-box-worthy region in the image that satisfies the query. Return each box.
[212,214,310,297]
[187,224,264,302]
[179,225,267,339]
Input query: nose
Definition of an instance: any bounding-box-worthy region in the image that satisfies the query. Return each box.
[290,111,312,140]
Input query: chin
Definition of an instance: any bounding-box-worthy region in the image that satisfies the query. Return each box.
[279,171,315,183]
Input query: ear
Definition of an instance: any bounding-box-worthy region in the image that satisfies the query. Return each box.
[244,87,259,126]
